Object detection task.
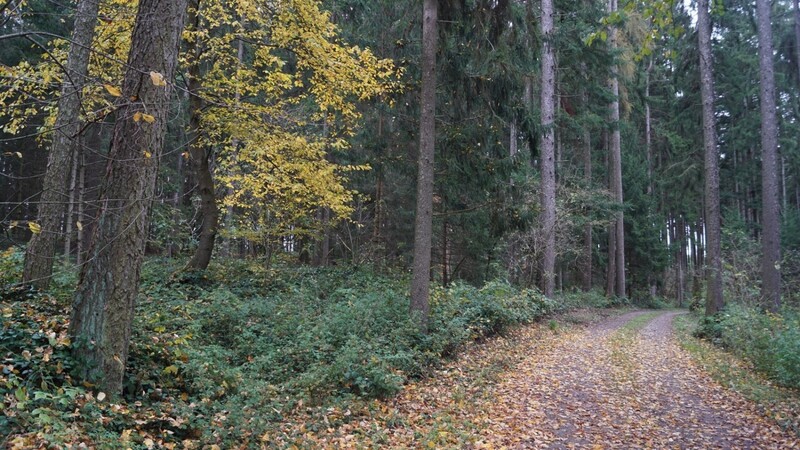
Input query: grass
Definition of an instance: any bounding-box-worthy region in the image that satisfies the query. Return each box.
[673,313,800,436]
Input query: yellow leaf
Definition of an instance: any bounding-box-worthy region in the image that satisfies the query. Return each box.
[28,222,41,234]
[9,221,18,229]
[141,114,155,123]
[163,365,178,375]
[76,221,83,231]
[104,84,122,97]
[133,112,142,122]
[149,71,166,87]
[143,151,152,159]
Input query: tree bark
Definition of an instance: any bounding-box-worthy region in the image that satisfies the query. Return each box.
[63,138,81,260]
[69,0,187,395]
[185,0,219,270]
[410,0,437,331]
[698,0,724,315]
[582,116,593,291]
[608,0,626,298]
[23,0,100,289]
[794,0,800,85]
[756,0,782,311]
[539,0,557,298]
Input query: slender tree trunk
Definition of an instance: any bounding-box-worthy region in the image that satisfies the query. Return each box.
[756,0,782,310]
[539,0,557,298]
[794,0,800,84]
[677,215,687,307]
[23,0,100,289]
[223,24,245,258]
[442,217,449,286]
[698,0,724,315]
[69,0,187,395]
[63,138,81,260]
[410,0,437,331]
[606,228,616,297]
[645,60,653,196]
[608,0,626,298]
[583,120,593,291]
[581,63,593,292]
[185,0,219,270]
[76,150,86,267]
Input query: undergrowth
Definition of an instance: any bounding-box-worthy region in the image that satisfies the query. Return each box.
[0,249,620,448]
[676,313,800,435]
[696,304,800,390]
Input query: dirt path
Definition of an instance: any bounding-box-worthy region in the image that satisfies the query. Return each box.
[477,310,796,449]
[273,310,798,448]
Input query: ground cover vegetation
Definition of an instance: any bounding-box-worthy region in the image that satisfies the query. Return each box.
[1,0,800,446]
[0,249,623,447]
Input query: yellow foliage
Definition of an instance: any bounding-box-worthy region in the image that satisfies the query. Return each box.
[1,0,400,243]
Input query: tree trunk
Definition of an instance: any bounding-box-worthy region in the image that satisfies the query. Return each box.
[583,123,593,291]
[698,0,723,315]
[63,138,81,260]
[606,226,616,298]
[76,149,86,267]
[795,0,800,85]
[677,215,687,308]
[645,60,653,196]
[608,0,626,298]
[410,0,437,331]
[23,0,100,289]
[185,0,219,270]
[69,0,187,395]
[756,0,782,310]
[539,0,557,298]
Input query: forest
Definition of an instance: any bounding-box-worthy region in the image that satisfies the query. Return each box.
[1,0,800,447]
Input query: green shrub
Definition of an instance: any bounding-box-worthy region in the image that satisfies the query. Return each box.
[698,304,800,389]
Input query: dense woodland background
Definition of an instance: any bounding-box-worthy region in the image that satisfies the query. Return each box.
[1,0,800,446]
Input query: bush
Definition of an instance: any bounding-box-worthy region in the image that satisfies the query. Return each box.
[698,304,800,389]
[3,258,587,447]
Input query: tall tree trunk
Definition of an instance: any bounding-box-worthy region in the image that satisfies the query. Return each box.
[185,0,219,270]
[582,115,593,291]
[608,0,626,298]
[69,0,187,395]
[795,0,800,84]
[645,60,653,196]
[698,0,724,315]
[756,0,782,311]
[23,0,100,289]
[539,0,557,298]
[410,0,437,331]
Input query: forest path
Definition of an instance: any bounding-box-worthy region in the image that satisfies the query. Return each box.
[475,310,795,449]
[275,310,799,448]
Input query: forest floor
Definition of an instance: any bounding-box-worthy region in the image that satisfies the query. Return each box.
[272,309,800,449]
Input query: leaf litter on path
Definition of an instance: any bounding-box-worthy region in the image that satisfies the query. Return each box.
[271,310,799,449]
